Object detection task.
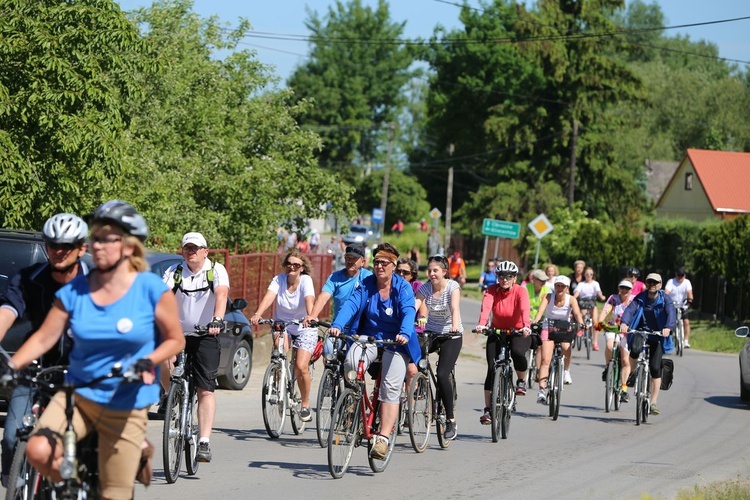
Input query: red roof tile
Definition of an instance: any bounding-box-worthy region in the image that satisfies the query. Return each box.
[687,149,750,213]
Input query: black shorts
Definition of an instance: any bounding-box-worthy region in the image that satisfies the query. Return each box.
[185,335,221,392]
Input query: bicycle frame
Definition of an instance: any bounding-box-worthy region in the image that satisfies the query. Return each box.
[631,329,661,425]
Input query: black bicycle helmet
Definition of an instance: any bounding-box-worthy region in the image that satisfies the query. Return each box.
[627,266,640,278]
[90,200,149,241]
[42,213,88,244]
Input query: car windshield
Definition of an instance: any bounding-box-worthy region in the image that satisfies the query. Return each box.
[349,225,368,234]
[0,240,47,295]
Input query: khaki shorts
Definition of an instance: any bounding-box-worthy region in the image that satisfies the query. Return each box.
[33,391,148,500]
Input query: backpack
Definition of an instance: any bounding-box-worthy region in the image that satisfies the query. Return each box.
[172,261,216,295]
[660,358,675,390]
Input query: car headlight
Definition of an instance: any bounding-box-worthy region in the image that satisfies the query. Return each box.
[355,236,363,242]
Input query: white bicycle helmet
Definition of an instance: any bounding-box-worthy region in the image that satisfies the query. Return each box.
[42,213,88,244]
[495,260,519,275]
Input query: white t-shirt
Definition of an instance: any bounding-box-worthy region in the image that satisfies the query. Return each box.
[417,280,463,335]
[268,273,315,336]
[665,277,692,306]
[163,259,230,335]
[574,281,601,300]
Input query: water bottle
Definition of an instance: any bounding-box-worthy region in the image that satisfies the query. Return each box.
[59,429,78,480]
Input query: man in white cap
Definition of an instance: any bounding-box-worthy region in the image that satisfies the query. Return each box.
[162,232,230,462]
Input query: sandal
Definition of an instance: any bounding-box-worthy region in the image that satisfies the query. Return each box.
[136,439,154,487]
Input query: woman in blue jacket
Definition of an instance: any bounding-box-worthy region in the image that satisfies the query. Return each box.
[328,243,420,461]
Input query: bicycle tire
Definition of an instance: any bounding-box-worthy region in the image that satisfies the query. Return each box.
[527,350,537,390]
[6,441,40,500]
[547,363,556,418]
[435,395,451,449]
[635,366,644,425]
[676,322,684,357]
[575,334,582,351]
[613,356,622,411]
[162,382,185,484]
[261,362,286,439]
[641,368,650,424]
[552,356,563,421]
[316,368,337,448]
[604,360,615,413]
[407,372,432,453]
[368,410,397,473]
[490,367,502,442]
[396,395,406,436]
[185,389,200,476]
[500,367,513,439]
[327,389,360,479]
[585,328,592,360]
[290,381,306,435]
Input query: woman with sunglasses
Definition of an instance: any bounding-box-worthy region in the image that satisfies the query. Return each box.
[475,261,531,424]
[396,258,422,295]
[251,250,317,422]
[414,255,463,439]
[597,280,634,402]
[328,243,420,460]
[572,267,607,351]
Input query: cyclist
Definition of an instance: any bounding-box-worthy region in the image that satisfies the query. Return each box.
[572,267,607,351]
[328,243,420,459]
[252,250,317,423]
[526,269,550,382]
[478,259,498,291]
[475,261,531,423]
[533,276,585,403]
[597,280,634,402]
[414,255,463,440]
[7,200,184,498]
[665,268,693,348]
[568,260,585,295]
[0,214,89,487]
[447,250,466,288]
[162,231,229,462]
[396,257,422,295]
[619,273,676,415]
[625,266,645,295]
[305,243,372,354]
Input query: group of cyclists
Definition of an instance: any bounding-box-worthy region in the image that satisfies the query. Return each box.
[0,203,692,494]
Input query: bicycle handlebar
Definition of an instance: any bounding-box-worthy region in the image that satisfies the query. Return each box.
[628,329,667,337]
[473,327,529,337]
[9,362,140,392]
[338,334,401,346]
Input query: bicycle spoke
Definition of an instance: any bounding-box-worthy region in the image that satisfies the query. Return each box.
[407,372,432,453]
[328,389,359,479]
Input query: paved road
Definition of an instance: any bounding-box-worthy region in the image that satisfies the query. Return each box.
[14,299,749,499]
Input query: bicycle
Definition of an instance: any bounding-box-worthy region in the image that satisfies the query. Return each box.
[327,335,400,479]
[258,318,321,439]
[578,298,596,360]
[603,327,623,413]
[312,321,345,448]
[630,329,663,426]
[5,364,66,500]
[162,325,219,484]
[525,338,539,390]
[545,320,580,421]
[3,362,140,499]
[673,305,687,357]
[475,327,530,442]
[406,331,457,452]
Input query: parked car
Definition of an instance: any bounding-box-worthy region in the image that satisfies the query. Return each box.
[342,224,374,245]
[735,326,750,401]
[147,253,253,390]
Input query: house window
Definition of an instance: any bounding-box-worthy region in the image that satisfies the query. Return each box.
[685,172,693,190]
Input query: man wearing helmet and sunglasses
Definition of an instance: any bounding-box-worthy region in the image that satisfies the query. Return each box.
[474,261,532,424]
[0,213,90,487]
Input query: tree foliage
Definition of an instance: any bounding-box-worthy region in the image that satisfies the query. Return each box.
[353,169,429,227]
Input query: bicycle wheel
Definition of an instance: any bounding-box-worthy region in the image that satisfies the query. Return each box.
[162,382,185,484]
[575,333,582,351]
[435,397,451,449]
[604,360,615,413]
[490,366,502,442]
[527,350,537,390]
[261,363,286,439]
[675,322,684,357]
[585,328,592,360]
[500,368,513,439]
[290,380,306,435]
[640,369,650,424]
[316,368,337,448]
[328,389,360,479]
[552,357,563,421]
[396,394,406,436]
[368,409,397,473]
[547,363,556,418]
[407,372,432,453]
[635,366,645,425]
[185,389,200,476]
[613,357,622,411]
[6,441,38,500]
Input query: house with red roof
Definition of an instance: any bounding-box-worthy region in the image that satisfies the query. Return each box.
[655,149,750,221]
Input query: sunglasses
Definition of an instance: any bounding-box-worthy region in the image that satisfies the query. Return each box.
[285,262,303,270]
[646,280,660,285]
[89,236,123,245]
[497,273,516,280]
[373,259,392,268]
[47,242,77,251]
[396,269,412,276]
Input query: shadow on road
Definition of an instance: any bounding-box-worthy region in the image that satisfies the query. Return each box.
[704,395,750,410]
[247,460,331,479]
[214,426,279,441]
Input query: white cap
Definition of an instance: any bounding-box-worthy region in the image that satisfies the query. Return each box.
[181,232,207,248]
[618,280,633,289]
[553,275,571,287]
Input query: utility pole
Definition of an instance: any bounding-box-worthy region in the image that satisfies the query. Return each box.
[567,118,578,206]
[444,166,454,253]
[379,122,395,241]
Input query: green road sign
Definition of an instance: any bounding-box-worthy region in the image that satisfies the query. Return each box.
[482,218,520,238]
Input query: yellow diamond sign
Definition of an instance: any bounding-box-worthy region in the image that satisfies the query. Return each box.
[528,213,553,238]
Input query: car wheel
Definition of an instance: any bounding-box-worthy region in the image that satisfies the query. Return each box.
[741,365,750,402]
[218,339,252,390]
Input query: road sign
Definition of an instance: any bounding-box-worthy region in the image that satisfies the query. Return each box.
[372,208,384,224]
[528,213,553,238]
[429,207,442,219]
[481,218,520,239]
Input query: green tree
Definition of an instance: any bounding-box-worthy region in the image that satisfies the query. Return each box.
[353,169,429,228]
[287,0,415,185]
[0,0,148,229]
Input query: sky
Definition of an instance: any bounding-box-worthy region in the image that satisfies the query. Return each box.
[116,0,750,84]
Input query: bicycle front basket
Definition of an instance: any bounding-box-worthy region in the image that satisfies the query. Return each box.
[548,320,576,343]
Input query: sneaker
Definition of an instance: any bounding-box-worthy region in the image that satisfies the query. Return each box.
[563,370,572,385]
[156,395,168,415]
[479,408,491,425]
[300,407,312,422]
[196,441,212,462]
[536,389,547,405]
[601,368,608,382]
[684,340,691,348]
[444,420,457,440]
[370,435,389,459]
[620,390,630,403]
[516,379,527,396]
[626,373,636,387]
[650,404,660,415]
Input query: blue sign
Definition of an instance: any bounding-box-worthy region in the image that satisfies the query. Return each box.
[372,208,384,224]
